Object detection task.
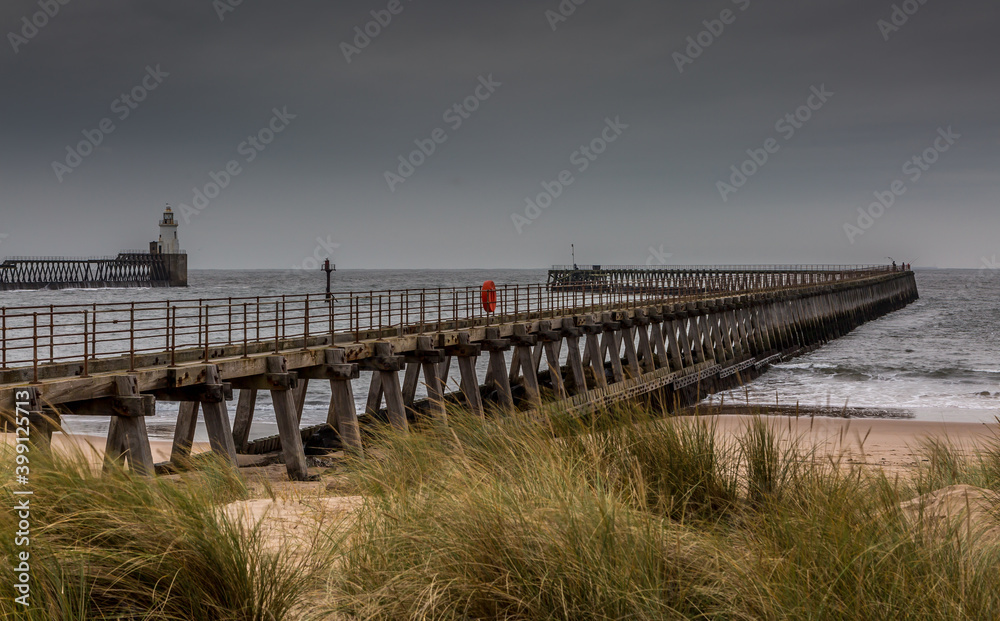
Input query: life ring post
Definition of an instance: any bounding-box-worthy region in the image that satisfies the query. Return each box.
[481,280,497,321]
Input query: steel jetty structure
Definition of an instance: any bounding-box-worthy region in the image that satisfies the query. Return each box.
[0,206,187,291]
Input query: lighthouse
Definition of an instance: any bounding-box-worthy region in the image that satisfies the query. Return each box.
[158,204,180,254]
[149,204,188,287]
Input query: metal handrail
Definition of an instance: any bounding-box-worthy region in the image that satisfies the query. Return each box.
[0,265,905,372]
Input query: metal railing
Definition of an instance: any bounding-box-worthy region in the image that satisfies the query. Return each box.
[0,265,900,376]
[550,264,892,272]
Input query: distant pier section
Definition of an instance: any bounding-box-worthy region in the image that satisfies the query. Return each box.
[0,206,187,291]
[547,264,893,294]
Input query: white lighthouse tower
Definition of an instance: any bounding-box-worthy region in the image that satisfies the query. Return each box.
[158,204,180,254]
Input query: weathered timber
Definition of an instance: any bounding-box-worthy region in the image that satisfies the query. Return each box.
[103,375,155,475]
[232,389,257,453]
[199,366,238,467]
[0,268,919,481]
[267,356,311,480]
[325,348,363,454]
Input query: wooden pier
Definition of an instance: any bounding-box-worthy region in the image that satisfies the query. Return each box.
[0,265,918,480]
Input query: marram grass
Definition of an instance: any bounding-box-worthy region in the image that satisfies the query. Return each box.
[0,447,331,620]
[3,408,1000,620]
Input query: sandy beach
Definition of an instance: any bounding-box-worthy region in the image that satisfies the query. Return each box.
[7,413,994,483]
[706,414,999,476]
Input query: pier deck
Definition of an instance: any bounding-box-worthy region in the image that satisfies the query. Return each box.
[0,265,918,480]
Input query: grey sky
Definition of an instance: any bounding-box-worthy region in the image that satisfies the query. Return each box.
[0,0,996,269]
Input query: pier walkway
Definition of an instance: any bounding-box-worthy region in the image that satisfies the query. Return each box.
[0,265,918,480]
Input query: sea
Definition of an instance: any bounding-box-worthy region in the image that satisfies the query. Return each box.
[1,268,996,440]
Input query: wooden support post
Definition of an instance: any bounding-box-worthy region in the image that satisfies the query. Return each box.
[512,327,541,406]
[774,301,791,349]
[416,336,447,422]
[517,344,541,405]
[373,342,408,431]
[456,354,483,417]
[584,327,607,388]
[708,310,727,363]
[323,348,363,455]
[676,316,696,367]
[104,416,127,471]
[726,304,742,358]
[753,302,772,352]
[200,366,238,467]
[108,375,155,476]
[439,356,453,391]
[601,329,625,384]
[365,372,383,416]
[231,389,257,453]
[731,305,751,359]
[636,322,656,373]
[564,329,588,394]
[402,362,421,407]
[267,356,310,480]
[170,401,199,465]
[542,339,567,400]
[381,368,408,429]
[507,347,521,385]
[119,417,155,476]
[686,310,707,364]
[451,333,484,418]
[293,378,310,423]
[271,390,310,480]
[693,312,710,363]
[665,320,685,372]
[747,305,765,354]
[532,342,545,376]
[649,321,670,370]
[621,325,641,376]
[421,359,447,420]
[483,329,514,409]
[597,327,611,362]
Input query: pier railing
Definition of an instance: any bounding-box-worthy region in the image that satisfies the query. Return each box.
[549,264,889,272]
[0,265,898,375]
[0,252,175,289]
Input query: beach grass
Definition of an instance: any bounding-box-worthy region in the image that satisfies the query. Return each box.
[3,407,1000,619]
[0,446,332,620]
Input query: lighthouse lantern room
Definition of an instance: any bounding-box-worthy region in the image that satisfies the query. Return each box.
[158,204,180,254]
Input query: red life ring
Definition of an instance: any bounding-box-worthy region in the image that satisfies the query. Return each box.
[481,280,497,313]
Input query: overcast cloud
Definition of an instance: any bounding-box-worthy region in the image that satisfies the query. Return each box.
[0,0,996,268]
